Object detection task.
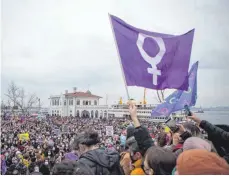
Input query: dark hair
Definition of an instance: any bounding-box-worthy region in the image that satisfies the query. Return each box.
[72,130,99,150]
[145,146,176,175]
[126,126,135,139]
[157,132,167,147]
[31,157,36,163]
[183,122,201,137]
[52,161,77,175]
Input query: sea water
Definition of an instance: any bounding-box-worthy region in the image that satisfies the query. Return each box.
[197,111,229,125]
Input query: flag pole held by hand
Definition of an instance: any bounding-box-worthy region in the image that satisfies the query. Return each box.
[108,14,130,100]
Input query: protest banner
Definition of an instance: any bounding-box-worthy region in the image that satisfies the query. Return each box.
[105,126,114,136]
[18,133,30,141]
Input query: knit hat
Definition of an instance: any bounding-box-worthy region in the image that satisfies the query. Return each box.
[177,149,229,175]
[183,137,211,151]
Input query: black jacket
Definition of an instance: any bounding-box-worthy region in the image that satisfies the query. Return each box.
[134,126,154,155]
[78,148,123,175]
[200,120,229,161]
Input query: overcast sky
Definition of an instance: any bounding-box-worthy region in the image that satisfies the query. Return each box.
[1,0,229,107]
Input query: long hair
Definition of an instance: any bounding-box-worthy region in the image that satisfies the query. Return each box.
[144,146,176,175]
[183,122,201,137]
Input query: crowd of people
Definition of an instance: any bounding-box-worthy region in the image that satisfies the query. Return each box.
[1,103,229,175]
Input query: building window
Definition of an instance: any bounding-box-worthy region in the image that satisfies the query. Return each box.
[86,101,88,105]
[89,101,91,105]
[77,100,80,105]
[69,99,73,106]
[64,100,66,106]
[94,100,97,105]
[83,101,85,105]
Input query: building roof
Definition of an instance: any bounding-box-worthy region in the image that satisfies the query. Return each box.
[64,91,102,98]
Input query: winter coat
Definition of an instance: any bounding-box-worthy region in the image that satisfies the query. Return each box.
[133,126,154,155]
[78,148,123,175]
[200,120,229,162]
[120,152,131,175]
[130,159,145,175]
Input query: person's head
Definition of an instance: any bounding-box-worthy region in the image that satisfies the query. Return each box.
[12,169,19,175]
[157,132,167,147]
[44,159,49,165]
[143,146,176,175]
[183,137,212,151]
[183,122,201,137]
[126,136,142,163]
[176,149,229,175]
[34,165,40,173]
[72,130,99,155]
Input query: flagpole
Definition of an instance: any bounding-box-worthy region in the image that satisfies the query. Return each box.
[108,14,130,100]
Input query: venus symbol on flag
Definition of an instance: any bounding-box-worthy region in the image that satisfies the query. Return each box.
[109,14,195,91]
[137,33,166,85]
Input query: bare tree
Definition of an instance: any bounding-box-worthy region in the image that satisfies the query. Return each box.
[5,81,38,114]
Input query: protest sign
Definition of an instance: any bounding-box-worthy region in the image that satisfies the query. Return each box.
[105,126,114,136]
[18,133,30,141]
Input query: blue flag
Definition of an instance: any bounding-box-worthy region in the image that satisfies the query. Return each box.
[151,61,199,117]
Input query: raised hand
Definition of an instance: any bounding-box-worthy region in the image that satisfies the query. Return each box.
[187,113,201,125]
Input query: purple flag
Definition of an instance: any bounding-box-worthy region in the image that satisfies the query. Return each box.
[110,15,195,90]
[151,61,198,117]
[1,157,7,175]
[64,152,78,161]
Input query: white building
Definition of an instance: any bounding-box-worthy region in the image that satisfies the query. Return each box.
[49,87,171,122]
[49,87,108,118]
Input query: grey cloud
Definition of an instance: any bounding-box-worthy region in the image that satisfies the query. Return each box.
[2,0,229,107]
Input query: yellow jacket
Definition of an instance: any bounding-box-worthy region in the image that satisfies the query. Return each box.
[130,159,145,175]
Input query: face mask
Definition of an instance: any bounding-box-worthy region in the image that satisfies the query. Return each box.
[44,161,48,165]
[34,167,39,172]
[48,152,51,155]
[5,153,9,157]
[37,146,40,149]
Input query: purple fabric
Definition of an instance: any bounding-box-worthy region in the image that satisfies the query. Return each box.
[110,14,195,90]
[151,61,198,117]
[1,158,7,175]
[64,152,78,161]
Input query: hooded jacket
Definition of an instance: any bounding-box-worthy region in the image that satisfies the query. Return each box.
[78,148,123,175]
